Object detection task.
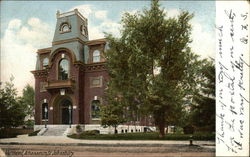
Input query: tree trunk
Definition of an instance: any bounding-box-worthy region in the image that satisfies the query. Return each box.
[158,122,165,138]
[166,125,168,134]
[114,126,117,134]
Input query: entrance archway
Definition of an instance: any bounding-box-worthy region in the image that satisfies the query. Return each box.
[52,95,73,124]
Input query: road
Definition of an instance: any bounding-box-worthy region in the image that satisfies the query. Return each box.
[0,144,215,157]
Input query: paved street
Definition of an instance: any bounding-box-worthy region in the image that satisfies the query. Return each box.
[0,144,215,157]
[0,135,215,157]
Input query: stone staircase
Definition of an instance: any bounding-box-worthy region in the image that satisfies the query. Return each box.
[41,125,69,136]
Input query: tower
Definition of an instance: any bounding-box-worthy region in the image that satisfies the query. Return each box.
[51,9,88,62]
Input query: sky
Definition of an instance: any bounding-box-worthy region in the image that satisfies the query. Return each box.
[0,0,215,95]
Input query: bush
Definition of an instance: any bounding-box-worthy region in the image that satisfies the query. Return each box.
[76,125,81,130]
[81,130,100,136]
[28,130,40,136]
[68,132,215,141]
[183,125,194,134]
[24,120,35,129]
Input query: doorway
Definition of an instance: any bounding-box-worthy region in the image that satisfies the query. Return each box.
[60,99,72,124]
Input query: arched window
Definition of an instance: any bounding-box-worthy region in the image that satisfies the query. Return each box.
[42,103,48,120]
[61,23,70,32]
[58,59,69,80]
[42,58,49,69]
[93,50,100,63]
[91,100,100,118]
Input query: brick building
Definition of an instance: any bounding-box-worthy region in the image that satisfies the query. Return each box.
[32,9,109,126]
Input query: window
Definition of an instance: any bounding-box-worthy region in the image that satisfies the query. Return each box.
[58,59,69,80]
[42,58,49,69]
[40,82,47,92]
[42,103,48,120]
[80,25,88,36]
[60,23,71,33]
[93,50,100,62]
[62,24,70,32]
[91,100,100,119]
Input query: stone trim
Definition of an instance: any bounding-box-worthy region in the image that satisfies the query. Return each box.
[89,76,103,88]
[52,37,85,46]
[31,70,48,78]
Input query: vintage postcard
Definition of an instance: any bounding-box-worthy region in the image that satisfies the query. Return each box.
[0,0,249,157]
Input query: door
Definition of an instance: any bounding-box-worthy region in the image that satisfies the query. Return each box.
[62,107,69,124]
[60,99,72,124]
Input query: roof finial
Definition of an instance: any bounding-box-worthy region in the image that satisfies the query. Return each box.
[56,10,60,18]
[74,8,78,14]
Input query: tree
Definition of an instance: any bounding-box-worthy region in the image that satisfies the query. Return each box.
[0,77,26,129]
[100,92,125,133]
[22,84,35,116]
[105,0,199,137]
[190,59,215,132]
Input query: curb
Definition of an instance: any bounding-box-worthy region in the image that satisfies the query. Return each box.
[0,142,202,147]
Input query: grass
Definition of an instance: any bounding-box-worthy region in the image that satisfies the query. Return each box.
[68,132,215,141]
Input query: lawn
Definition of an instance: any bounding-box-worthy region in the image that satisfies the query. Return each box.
[68,132,215,141]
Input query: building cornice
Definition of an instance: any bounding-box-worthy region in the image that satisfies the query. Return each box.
[86,38,106,46]
[31,70,48,78]
[84,62,107,72]
[37,47,52,54]
[52,37,86,46]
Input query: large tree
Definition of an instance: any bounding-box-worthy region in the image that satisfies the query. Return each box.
[0,77,26,129]
[190,59,215,132]
[104,0,199,137]
[22,84,35,116]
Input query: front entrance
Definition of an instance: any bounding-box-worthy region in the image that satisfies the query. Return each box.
[61,99,72,124]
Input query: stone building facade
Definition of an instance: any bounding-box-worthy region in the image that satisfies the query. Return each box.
[32,9,109,125]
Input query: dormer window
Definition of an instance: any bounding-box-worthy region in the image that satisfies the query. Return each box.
[60,22,71,33]
[93,50,100,63]
[80,25,88,36]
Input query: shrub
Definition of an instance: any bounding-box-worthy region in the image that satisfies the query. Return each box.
[68,132,215,141]
[183,125,194,134]
[76,125,81,130]
[24,120,35,129]
[28,130,40,136]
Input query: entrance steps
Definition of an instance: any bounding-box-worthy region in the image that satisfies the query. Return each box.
[39,125,69,136]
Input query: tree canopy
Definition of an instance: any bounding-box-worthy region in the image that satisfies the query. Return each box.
[22,84,35,116]
[103,0,204,137]
[0,77,27,128]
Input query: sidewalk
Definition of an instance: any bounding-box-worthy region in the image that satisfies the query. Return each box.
[0,134,215,147]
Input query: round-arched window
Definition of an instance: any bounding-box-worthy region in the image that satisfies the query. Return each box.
[60,23,70,33]
[93,50,100,63]
[42,58,49,69]
[91,100,100,118]
[58,59,69,80]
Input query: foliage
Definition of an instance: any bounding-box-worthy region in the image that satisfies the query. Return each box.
[190,59,215,132]
[0,77,27,129]
[21,84,35,116]
[104,0,200,137]
[24,120,35,129]
[28,130,40,136]
[68,132,215,141]
[100,101,125,132]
